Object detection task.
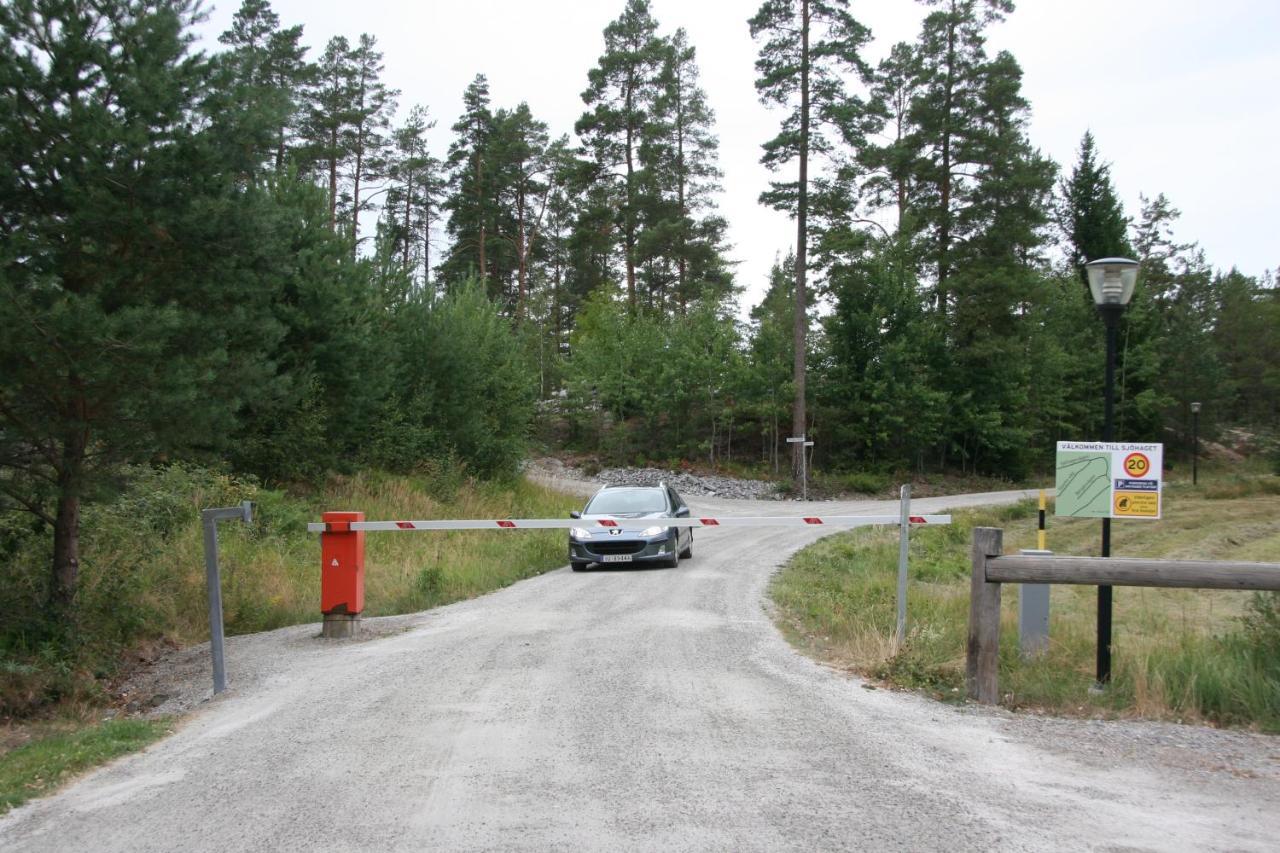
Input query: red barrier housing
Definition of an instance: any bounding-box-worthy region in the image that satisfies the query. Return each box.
[321,511,365,615]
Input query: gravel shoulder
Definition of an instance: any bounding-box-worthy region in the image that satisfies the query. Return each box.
[3,482,1277,851]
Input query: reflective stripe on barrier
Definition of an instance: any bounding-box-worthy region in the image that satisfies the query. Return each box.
[308,514,951,533]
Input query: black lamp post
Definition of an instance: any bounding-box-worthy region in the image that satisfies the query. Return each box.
[1086,257,1139,686]
[1191,401,1202,486]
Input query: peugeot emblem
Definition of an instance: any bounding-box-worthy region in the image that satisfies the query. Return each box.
[609,528,622,536]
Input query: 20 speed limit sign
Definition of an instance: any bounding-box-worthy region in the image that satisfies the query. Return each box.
[1122,452,1151,478]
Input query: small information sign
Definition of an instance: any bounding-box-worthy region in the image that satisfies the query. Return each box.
[1055,442,1163,519]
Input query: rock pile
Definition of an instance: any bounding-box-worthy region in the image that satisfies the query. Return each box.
[537,459,779,500]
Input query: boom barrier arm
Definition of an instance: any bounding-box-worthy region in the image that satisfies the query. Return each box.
[308,514,951,533]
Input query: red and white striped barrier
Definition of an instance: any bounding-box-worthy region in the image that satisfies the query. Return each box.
[312,507,952,634]
[307,514,950,533]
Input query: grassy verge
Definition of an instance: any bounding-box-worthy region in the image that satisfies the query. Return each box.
[1,465,581,717]
[0,718,170,813]
[771,475,1280,729]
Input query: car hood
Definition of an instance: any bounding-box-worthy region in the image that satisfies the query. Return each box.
[582,511,669,521]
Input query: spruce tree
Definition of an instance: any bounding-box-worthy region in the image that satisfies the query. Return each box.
[442,74,496,288]
[1059,131,1130,290]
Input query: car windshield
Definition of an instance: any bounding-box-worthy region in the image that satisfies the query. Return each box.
[585,489,667,514]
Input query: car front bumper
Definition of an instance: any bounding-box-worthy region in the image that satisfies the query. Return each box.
[569,531,677,564]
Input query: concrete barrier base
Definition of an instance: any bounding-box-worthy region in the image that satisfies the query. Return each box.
[322,613,361,639]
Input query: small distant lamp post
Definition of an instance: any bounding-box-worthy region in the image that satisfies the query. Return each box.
[1190,402,1202,486]
[1086,257,1139,686]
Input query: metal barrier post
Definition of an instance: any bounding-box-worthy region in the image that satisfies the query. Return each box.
[895,484,911,647]
[201,501,253,694]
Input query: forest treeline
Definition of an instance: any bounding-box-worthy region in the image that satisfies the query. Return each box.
[2,0,1279,615]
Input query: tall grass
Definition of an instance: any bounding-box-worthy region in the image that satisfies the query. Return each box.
[0,464,580,716]
[771,485,1280,729]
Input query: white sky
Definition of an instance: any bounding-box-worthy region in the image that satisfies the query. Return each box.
[195,0,1280,310]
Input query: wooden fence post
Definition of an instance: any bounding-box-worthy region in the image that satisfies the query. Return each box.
[966,527,1004,704]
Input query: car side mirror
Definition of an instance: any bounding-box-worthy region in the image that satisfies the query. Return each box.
[569,510,582,519]
[675,506,690,518]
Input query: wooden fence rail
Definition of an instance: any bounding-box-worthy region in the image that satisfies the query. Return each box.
[965,527,1280,704]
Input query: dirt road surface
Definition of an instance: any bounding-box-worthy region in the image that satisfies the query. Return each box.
[3,489,1278,851]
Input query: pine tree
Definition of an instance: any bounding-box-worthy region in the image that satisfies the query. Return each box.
[0,0,292,611]
[907,0,1013,310]
[305,36,357,232]
[576,0,667,310]
[348,33,399,254]
[745,256,798,474]
[940,47,1055,473]
[385,105,444,290]
[650,28,731,311]
[217,0,310,175]
[489,104,552,321]
[749,0,872,482]
[861,42,920,233]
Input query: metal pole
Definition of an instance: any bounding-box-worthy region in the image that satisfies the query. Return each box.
[801,440,808,501]
[895,484,911,647]
[200,502,253,696]
[202,514,228,695]
[1097,305,1120,685]
[1192,407,1200,486]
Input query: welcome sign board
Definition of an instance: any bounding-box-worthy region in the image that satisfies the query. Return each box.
[1055,441,1163,519]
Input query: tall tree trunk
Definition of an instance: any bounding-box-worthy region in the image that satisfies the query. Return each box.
[50,426,88,613]
[937,15,956,312]
[275,124,287,175]
[624,79,637,311]
[423,201,432,288]
[676,75,688,308]
[352,127,364,256]
[792,0,811,485]
[403,164,414,270]
[516,190,527,322]
[327,129,339,232]
[476,152,487,281]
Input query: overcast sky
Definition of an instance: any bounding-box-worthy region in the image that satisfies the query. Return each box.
[195,0,1280,309]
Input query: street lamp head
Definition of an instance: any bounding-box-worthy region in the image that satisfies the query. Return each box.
[1191,401,1202,413]
[1085,257,1140,307]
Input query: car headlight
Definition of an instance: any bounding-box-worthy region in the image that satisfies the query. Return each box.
[570,527,592,539]
[639,525,665,537]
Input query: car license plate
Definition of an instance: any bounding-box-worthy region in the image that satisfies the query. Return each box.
[602,554,632,563]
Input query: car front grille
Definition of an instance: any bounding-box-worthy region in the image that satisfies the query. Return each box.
[589,541,647,556]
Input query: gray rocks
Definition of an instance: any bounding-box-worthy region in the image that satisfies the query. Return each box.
[533,459,782,500]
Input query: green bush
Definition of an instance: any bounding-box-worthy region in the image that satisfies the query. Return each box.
[837,471,891,494]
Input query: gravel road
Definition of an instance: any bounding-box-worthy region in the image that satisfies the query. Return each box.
[3,488,1278,851]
